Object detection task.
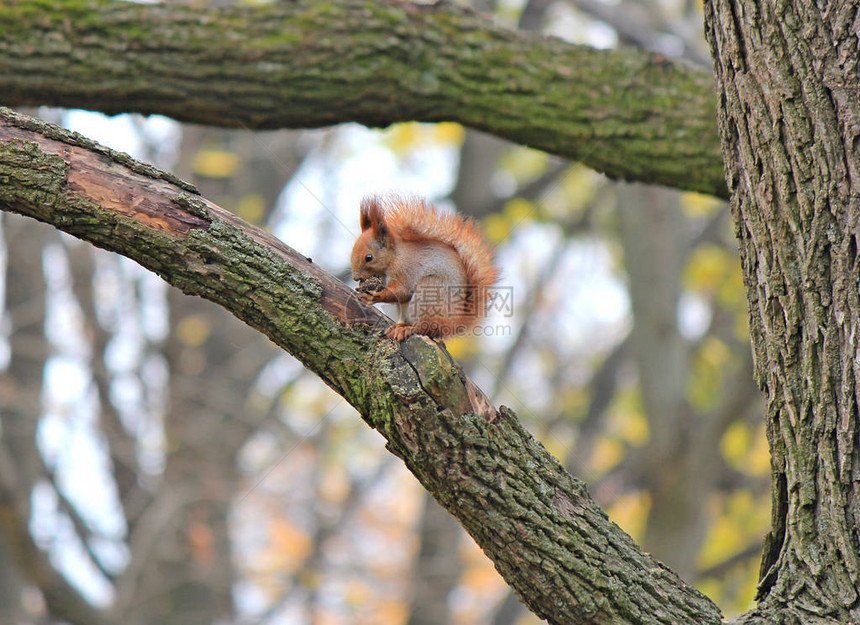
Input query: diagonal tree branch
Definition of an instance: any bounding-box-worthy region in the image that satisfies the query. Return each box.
[0,107,722,625]
[0,0,726,198]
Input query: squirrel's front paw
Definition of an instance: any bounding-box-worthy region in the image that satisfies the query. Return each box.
[356,276,385,301]
[356,290,378,305]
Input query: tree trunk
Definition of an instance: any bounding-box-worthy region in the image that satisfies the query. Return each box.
[0,533,25,625]
[0,215,51,625]
[617,184,710,580]
[406,494,461,625]
[704,0,860,622]
[0,215,110,625]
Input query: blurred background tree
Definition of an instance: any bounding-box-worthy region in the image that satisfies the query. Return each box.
[0,1,768,624]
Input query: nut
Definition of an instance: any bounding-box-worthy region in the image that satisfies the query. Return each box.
[357,275,385,294]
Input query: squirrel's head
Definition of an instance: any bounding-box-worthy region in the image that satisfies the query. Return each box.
[351,195,396,281]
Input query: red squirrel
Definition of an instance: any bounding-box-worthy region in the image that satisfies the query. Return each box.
[351,194,499,341]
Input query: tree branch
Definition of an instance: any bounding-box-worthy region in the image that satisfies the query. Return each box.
[0,107,722,625]
[0,0,726,198]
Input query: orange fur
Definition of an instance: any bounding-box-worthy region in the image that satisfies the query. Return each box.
[352,194,500,340]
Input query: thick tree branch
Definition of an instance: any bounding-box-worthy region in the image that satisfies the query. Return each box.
[704,0,860,622]
[0,108,722,624]
[0,0,727,198]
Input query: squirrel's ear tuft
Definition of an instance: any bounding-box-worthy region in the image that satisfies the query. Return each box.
[360,195,383,232]
[376,221,390,245]
[360,195,391,244]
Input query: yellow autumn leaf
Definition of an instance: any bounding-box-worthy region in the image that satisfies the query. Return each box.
[606,388,647,445]
[383,121,465,152]
[681,191,723,217]
[237,194,266,224]
[698,508,744,569]
[722,422,769,477]
[542,431,571,461]
[555,165,596,214]
[483,213,511,244]
[192,149,240,178]
[618,409,649,446]
[721,421,751,468]
[591,437,624,475]
[432,122,465,145]
[702,336,731,365]
[716,259,746,308]
[685,245,732,293]
[731,560,761,615]
[688,337,731,410]
[696,579,722,609]
[504,197,535,223]
[728,490,756,517]
[444,335,469,360]
[176,315,210,347]
[698,490,768,573]
[498,146,549,181]
[386,123,419,152]
[746,424,770,476]
[606,491,650,542]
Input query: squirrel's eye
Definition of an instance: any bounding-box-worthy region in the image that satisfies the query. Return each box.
[365,254,373,262]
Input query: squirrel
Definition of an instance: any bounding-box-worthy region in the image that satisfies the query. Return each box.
[351,194,500,341]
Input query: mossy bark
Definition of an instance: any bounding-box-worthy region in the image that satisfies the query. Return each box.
[0,107,722,625]
[704,0,860,623]
[0,0,726,198]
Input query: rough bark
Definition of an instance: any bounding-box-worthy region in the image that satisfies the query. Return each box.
[704,0,860,623]
[0,107,722,625]
[0,0,726,198]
